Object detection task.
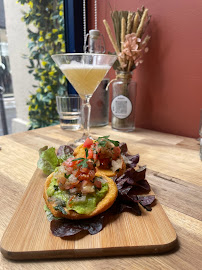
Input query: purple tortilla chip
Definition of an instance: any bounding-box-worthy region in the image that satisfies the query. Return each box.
[135,179,151,192]
[125,154,140,168]
[57,145,74,158]
[117,202,142,216]
[137,195,156,207]
[119,142,128,154]
[115,167,147,190]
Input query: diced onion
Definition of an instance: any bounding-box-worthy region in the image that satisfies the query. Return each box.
[111,158,122,172]
[58,165,67,174]
[74,195,86,202]
[68,174,78,183]
[69,188,78,194]
[82,185,95,194]
[121,154,130,164]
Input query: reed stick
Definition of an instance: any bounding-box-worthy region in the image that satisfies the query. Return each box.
[121,17,126,51]
[136,8,148,38]
[126,12,133,34]
[132,13,139,33]
[103,19,120,55]
[103,19,125,68]
[111,11,121,50]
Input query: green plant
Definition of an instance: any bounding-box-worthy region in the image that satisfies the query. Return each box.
[17,0,67,129]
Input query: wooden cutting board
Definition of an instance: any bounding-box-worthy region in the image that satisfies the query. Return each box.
[0,169,177,260]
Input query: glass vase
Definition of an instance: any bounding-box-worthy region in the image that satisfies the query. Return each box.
[111,71,136,132]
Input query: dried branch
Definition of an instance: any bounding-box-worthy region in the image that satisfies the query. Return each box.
[111,11,121,50]
[103,19,125,69]
[121,17,126,51]
[132,12,139,33]
[126,12,134,34]
[104,7,151,72]
[136,8,149,38]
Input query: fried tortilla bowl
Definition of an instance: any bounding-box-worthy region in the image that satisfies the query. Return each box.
[43,172,118,220]
[74,144,126,177]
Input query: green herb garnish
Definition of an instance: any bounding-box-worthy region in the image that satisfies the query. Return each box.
[72,157,85,161]
[97,136,119,147]
[77,159,88,168]
[64,173,71,179]
[72,148,91,168]
[72,157,88,168]
[85,148,88,158]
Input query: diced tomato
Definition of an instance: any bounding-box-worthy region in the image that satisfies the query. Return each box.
[87,160,95,170]
[69,180,80,189]
[88,170,95,180]
[73,169,80,177]
[83,137,93,148]
[88,149,94,159]
[77,173,89,181]
[57,176,66,186]
[93,152,98,160]
[112,146,121,160]
[63,157,77,168]
[94,179,102,189]
[80,167,89,174]
[99,158,111,169]
[77,167,95,181]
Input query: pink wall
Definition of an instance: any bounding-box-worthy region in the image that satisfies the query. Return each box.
[88,0,202,138]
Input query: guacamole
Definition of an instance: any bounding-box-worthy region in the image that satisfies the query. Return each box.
[47,177,109,215]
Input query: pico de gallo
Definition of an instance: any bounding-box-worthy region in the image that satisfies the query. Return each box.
[46,154,109,215]
[82,136,122,171]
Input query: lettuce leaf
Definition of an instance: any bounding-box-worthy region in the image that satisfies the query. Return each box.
[37,146,61,175]
[37,145,75,175]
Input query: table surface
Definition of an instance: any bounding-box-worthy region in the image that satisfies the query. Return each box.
[0,125,202,270]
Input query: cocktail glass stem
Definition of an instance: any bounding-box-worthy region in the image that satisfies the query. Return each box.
[81,95,92,139]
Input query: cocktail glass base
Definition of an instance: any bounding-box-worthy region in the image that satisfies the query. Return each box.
[73,134,94,146]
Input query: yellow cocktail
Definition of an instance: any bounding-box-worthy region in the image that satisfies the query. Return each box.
[60,64,110,100]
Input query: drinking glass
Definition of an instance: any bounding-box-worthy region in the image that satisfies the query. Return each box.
[56,95,81,130]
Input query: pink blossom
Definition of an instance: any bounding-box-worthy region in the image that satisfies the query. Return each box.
[120,33,141,61]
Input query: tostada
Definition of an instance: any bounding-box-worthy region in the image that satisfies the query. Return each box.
[43,154,118,220]
[73,136,126,177]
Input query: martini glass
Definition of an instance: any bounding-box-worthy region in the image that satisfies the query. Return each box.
[52,53,117,144]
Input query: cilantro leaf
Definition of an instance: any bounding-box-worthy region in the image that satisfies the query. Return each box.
[85,148,88,158]
[98,140,107,147]
[97,136,119,147]
[64,173,71,179]
[77,159,88,168]
[108,139,119,146]
[72,156,89,168]
[72,158,85,161]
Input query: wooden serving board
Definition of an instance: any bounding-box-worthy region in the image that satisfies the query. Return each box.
[1,169,177,260]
